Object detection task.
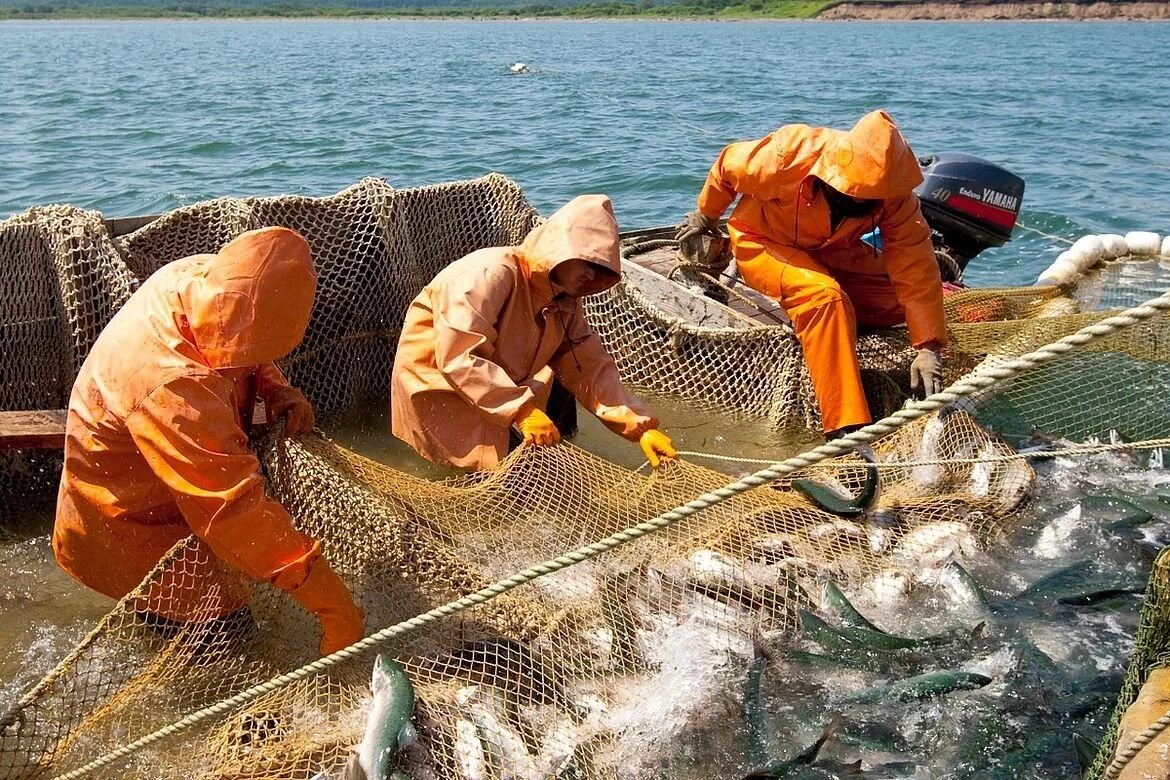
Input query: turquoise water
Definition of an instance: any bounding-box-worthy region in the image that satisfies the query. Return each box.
[1,19,1168,286]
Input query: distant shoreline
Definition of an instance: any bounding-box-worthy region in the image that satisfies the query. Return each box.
[2,0,1168,20]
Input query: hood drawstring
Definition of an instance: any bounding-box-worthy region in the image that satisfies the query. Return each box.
[552,301,582,371]
[794,179,805,250]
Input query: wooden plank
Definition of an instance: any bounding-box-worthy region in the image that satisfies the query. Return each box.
[0,404,269,451]
[620,259,762,331]
[104,214,158,237]
[0,410,66,450]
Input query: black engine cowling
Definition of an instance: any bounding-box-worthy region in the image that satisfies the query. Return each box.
[915,152,1025,275]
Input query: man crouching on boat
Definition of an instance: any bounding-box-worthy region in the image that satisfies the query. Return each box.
[391,194,676,471]
[676,110,946,440]
[53,227,365,655]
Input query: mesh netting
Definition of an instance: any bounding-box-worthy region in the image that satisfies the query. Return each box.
[1,415,1036,780]
[1,175,1169,779]
[1088,549,1170,779]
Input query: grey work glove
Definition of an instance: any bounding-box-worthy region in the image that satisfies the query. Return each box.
[909,347,943,398]
[674,210,718,243]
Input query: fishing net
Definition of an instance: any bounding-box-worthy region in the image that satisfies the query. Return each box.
[0,174,1168,779]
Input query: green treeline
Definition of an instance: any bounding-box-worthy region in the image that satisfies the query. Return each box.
[0,0,829,18]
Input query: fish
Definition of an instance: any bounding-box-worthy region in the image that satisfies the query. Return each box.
[939,560,995,613]
[799,610,920,652]
[416,639,569,708]
[819,577,882,633]
[744,645,769,769]
[867,569,914,604]
[864,506,904,553]
[911,413,947,489]
[842,670,992,704]
[677,549,796,626]
[968,442,996,501]
[792,448,881,517]
[599,567,651,672]
[807,519,867,543]
[892,521,979,570]
[1011,559,1146,607]
[1114,493,1170,523]
[992,456,1033,515]
[834,714,914,754]
[346,654,417,780]
[1072,732,1099,777]
[454,718,488,780]
[782,648,893,675]
[1052,671,1125,720]
[739,715,840,779]
[456,685,541,780]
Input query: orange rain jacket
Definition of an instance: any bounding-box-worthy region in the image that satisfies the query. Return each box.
[695,110,946,431]
[53,228,356,625]
[391,194,657,471]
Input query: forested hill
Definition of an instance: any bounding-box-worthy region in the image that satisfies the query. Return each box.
[0,0,827,17]
[0,0,1159,19]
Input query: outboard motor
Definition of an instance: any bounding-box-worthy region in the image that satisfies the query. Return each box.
[915,153,1025,283]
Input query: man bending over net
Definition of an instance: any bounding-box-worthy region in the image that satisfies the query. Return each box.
[676,110,947,440]
[391,194,676,471]
[53,227,365,656]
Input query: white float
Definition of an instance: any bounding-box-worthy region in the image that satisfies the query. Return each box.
[1125,231,1162,256]
[1099,234,1128,259]
[1034,230,1168,286]
[1036,254,1080,287]
[1068,235,1105,270]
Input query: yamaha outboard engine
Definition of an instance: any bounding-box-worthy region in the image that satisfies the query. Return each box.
[916,153,1025,283]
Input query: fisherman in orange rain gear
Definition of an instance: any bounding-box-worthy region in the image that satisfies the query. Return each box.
[53,227,365,656]
[391,194,677,472]
[676,110,947,439]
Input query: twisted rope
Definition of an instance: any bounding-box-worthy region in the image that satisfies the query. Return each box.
[675,438,1170,469]
[1106,707,1170,779]
[48,289,1170,780]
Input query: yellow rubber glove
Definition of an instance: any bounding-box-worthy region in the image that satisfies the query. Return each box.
[639,429,677,468]
[515,407,561,446]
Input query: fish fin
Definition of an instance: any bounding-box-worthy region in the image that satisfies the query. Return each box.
[398,722,418,748]
[1072,732,1099,776]
[808,713,842,763]
[339,752,367,780]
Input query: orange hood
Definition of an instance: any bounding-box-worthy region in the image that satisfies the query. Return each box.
[178,227,318,370]
[518,194,622,302]
[808,110,924,201]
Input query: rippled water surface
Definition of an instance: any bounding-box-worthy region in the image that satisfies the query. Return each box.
[2,19,1168,286]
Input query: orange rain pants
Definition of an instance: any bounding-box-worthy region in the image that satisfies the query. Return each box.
[733,233,909,432]
[695,110,947,432]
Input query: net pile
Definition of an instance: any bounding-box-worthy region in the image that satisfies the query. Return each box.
[0,175,1168,779]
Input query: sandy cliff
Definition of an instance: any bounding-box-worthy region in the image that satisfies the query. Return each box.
[818,1,1170,19]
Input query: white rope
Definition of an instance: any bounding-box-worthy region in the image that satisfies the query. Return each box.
[48,289,1170,780]
[676,439,1170,469]
[1015,219,1077,247]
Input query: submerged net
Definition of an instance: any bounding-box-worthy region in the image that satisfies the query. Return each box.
[0,175,1168,779]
